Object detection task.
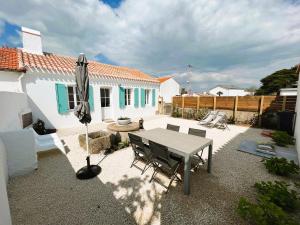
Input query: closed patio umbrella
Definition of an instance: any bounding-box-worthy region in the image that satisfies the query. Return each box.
[75,53,101,179]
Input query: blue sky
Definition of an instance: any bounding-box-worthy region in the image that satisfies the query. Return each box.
[0,0,299,91]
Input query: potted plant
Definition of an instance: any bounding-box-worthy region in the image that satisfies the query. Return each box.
[117,117,131,125]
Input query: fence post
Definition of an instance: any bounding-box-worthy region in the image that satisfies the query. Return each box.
[258,96,264,127]
[182,96,185,118]
[197,96,200,113]
[213,96,216,111]
[282,96,287,111]
[234,96,238,120]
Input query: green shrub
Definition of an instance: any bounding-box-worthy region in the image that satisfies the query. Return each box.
[263,157,299,176]
[254,181,299,211]
[194,108,209,121]
[237,197,298,225]
[171,107,182,118]
[118,140,129,149]
[272,131,294,146]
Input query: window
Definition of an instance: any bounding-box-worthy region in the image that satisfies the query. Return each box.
[100,88,110,107]
[125,88,132,106]
[145,89,150,105]
[67,86,79,110]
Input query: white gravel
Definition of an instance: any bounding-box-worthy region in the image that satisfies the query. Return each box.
[7,116,297,225]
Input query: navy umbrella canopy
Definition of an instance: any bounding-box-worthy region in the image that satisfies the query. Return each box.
[74,54,91,124]
[74,53,101,180]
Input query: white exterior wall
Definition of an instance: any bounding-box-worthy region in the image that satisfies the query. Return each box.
[0,137,12,225]
[159,78,180,103]
[280,88,298,96]
[22,71,159,129]
[209,86,250,96]
[295,80,300,162]
[0,92,31,131]
[1,130,37,177]
[0,71,22,92]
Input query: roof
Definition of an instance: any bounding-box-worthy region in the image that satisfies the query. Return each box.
[156,76,173,83]
[0,47,158,83]
[212,85,242,90]
[0,47,25,72]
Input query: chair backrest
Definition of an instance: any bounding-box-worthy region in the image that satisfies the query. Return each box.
[128,133,144,151]
[202,111,218,122]
[166,124,180,132]
[210,112,226,124]
[188,128,206,137]
[149,140,170,163]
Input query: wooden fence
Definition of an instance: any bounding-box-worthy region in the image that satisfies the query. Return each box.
[172,95,297,124]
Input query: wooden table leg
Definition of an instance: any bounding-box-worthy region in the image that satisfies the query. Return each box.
[207,144,212,173]
[184,156,191,195]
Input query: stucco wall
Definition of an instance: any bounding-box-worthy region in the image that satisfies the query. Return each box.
[1,129,37,177]
[0,92,31,131]
[159,78,180,103]
[22,71,159,129]
[0,71,22,92]
[0,137,12,225]
[209,87,250,96]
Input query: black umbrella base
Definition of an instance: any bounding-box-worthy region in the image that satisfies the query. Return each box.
[76,165,101,180]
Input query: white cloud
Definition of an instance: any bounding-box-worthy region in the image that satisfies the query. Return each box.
[0,0,299,91]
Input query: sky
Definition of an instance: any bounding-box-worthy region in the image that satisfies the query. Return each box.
[0,0,300,92]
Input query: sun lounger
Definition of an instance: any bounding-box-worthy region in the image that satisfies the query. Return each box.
[198,111,218,125]
[205,112,229,130]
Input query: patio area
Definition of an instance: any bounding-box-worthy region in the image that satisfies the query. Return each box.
[7,116,295,225]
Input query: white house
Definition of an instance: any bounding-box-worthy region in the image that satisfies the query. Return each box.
[0,27,160,129]
[208,85,251,96]
[157,76,180,103]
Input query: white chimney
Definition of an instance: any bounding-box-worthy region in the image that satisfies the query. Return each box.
[21,27,43,55]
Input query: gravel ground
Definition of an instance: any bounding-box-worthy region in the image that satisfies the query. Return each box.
[7,116,299,225]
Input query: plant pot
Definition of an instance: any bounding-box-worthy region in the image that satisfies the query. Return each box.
[117,118,131,125]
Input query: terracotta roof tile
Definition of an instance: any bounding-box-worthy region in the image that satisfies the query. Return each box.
[156,75,173,83]
[0,47,25,72]
[0,47,158,83]
[20,50,158,83]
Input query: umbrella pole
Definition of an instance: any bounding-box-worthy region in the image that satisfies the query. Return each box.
[76,122,101,180]
[85,123,91,168]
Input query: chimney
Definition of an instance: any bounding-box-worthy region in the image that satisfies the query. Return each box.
[21,27,43,55]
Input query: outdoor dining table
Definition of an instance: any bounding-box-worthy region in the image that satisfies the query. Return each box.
[134,128,213,195]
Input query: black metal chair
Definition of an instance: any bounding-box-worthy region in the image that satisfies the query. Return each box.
[166,124,180,132]
[188,128,206,166]
[149,140,182,193]
[128,133,152,175]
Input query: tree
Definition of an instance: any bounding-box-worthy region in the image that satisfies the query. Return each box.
[180,88,188,95]
[217,91,223,96]
[255,66,298,95]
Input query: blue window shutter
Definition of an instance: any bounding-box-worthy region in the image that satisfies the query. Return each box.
[88,85,94,111]
[119,86,125,108]
[141,88,145,108]
[134,88,139,108]
[55,83,68,114]
[152,89,156,107]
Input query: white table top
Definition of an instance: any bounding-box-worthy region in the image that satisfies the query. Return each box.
[134,128,213,157]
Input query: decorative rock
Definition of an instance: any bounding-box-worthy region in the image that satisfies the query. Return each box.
[78,131,111,154]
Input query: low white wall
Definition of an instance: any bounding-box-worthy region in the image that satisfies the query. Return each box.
[0,91,31,131]
[0,137,12,225]
[23,71,159,129]
[0,71,22,92]
[0,129,37,177]
[209,87,250,96]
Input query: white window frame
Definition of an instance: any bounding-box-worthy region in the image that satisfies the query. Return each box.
[145,89,150,105]
[67,85,79,111]
[125,88,132,106]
